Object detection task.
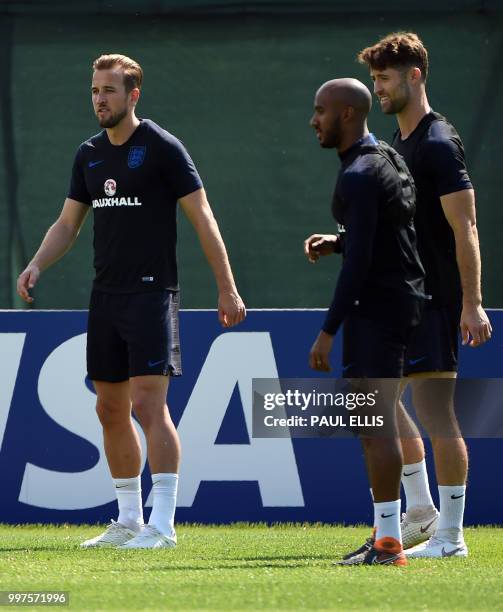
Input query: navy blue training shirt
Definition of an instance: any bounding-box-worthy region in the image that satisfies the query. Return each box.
[323,134,425,336]
[392,111,472,307]
[68,118,203,293]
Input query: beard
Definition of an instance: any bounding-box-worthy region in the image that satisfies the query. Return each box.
[382,78,411,115]
[96,106,128,128]
[320,114,343,149]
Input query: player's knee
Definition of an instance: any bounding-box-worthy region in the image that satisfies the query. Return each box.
[132,398,162,430]
[362,435,403,458]
[95,399,129,427]
[415,405,459,437]
[131,384,168,427]
[430,429,466,446]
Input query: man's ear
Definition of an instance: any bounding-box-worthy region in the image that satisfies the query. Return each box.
[409,67,423,84]
[130,87,141,105]
[343,106,355,122]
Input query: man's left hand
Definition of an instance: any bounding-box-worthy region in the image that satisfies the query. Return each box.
[309,330,333,371]
[460,303,492,347]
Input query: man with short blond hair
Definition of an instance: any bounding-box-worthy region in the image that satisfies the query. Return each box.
[354,32,492,558]
[17,53,246,549]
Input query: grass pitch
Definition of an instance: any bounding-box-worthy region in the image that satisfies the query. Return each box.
[1,524,502,610]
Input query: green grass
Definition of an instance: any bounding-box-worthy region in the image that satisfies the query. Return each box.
[1,524,502,610]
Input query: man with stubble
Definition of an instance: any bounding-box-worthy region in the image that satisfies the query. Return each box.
[355,32,492,558]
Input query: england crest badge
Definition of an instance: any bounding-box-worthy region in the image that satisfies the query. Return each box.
[128,145,146,169]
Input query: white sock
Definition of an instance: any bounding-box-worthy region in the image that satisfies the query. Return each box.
[369,488,376,528]
[401,459,436,510]
[437,485,466,537]
[374,500,401,543]
[148,473,178,537]
[113,476,143,530]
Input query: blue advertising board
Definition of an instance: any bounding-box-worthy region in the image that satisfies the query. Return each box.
[0,309,501,525]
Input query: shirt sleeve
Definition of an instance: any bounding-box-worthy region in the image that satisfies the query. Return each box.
[322,169,379,336]
[333,233,345,254]
[68,146,92,205]
[421,136,472,197]
[159,134,203,199]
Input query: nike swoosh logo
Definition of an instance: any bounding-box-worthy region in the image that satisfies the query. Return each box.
[442,546,462,557]
[451,494,465,500]
[403,470,420,477]
[420,518,437,534]
[115,484,129,488]
[372,553,401,564]
[408,357,426,366]
[148,359,165,367]
[89,160,104,167]
[381,513,395,519]
[342,364,353,372]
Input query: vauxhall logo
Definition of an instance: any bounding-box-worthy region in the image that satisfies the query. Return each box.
[92,177,143,208]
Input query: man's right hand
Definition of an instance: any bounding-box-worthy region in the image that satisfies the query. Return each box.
[303,234,338,263]
[17,264,40,303]
[218,290,246,328]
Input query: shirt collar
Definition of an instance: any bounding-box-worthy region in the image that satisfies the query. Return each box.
[339,133,378,162]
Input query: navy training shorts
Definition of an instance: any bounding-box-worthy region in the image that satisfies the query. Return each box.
[342,312,416,378]
[86,289,181,382]
[403,303,461,375]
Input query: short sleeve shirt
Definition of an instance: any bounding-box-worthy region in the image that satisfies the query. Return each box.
[392,112,472,306]
[68,118,203,293]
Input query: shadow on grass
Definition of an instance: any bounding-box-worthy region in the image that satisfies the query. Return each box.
[237,554,333,562]
[76,553,336,571]
[89,562,321,571]
[0,548,336,565]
